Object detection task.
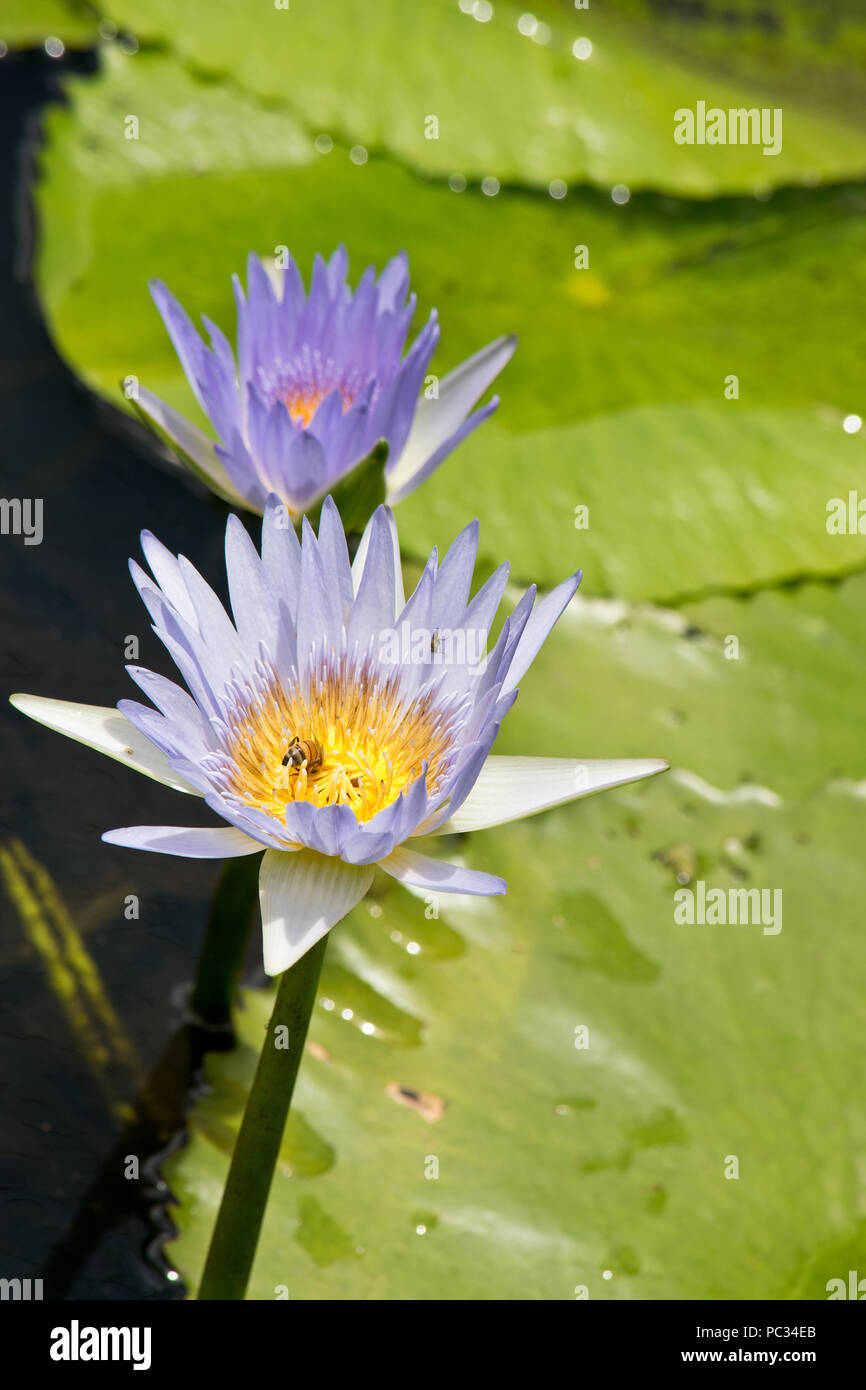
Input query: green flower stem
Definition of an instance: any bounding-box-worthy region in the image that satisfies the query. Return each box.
[190,854,262,1028]
[197,934,329,1300]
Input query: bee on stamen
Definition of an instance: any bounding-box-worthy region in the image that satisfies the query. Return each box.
[281,736,324,773]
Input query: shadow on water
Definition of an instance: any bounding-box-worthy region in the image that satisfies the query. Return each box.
[0,44,259,1298]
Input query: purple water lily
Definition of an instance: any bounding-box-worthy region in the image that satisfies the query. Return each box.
[11,499,667,976]
[137,246,516,516]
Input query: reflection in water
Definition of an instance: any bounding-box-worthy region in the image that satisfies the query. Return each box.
[1,838,140,1111]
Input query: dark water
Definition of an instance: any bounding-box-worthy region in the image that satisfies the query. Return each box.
[0,46,264,1300]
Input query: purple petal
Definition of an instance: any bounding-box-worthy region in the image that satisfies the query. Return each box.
[502,572,582,694]
[376,250,410,311]
[348,506,400,648]
[431,520,479,629]
[387,397,499,505]
[149,280,210,412]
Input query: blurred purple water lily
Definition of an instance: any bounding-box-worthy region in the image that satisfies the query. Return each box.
[11,499,667,976]
[137,246,516,516]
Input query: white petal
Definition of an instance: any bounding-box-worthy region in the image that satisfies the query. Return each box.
[259,847,374,976]
[427,756,669,835]
[136,388,248,507]
[350,509,375,594]
[387,334,517,496]
[9,695,202,796]
[102,824,262,856]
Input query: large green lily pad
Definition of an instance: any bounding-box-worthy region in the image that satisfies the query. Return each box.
[37,48,866,433]
[398,405,866,597]
[101,0,866,194]
[164,563,866,1299]
[164,774,866,1299]
[34,48,866,598]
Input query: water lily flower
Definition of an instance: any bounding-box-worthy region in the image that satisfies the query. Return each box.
[137,246,516,516]
[10,499,667,976]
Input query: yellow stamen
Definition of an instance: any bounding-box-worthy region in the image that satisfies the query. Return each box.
[282,385,354,428]
[283,387,330,427]
[223,657,455,824]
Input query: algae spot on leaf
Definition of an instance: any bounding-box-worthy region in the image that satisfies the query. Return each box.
[556,892,660,983]
[654,842,700,886]
[646,1184,669,1215]
[411,1211,439,1235]
[627,1106,689,1151]
[295,1196,358,1268]
[603,1245,641,1278]
[580,1107,688,1177]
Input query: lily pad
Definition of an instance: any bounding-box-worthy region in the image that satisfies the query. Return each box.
[397,405,866,597]
[164,775,866,1299]
[1,1,97,47]
[162,539,866,1300]
[34,49,866,598]
[501,568,866,801]
[101,0,866,194]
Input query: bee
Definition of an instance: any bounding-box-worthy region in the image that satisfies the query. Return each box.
[430,628,442,655]
[281,736,323,773]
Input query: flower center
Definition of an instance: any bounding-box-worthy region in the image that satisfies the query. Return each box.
[257,345,367,427]
[283,384,338,428]
[220,657,456,825]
